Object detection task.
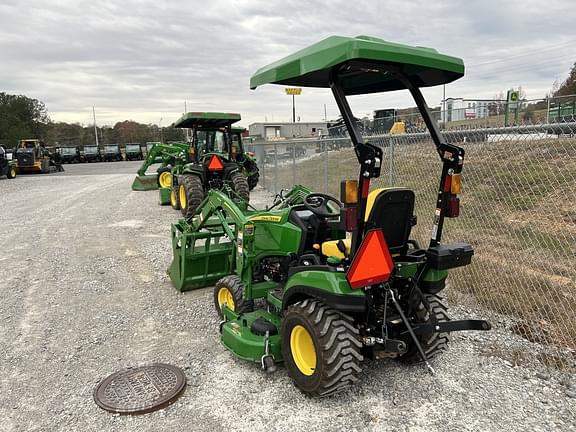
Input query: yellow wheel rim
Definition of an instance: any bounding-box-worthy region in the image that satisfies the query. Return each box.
[170,189,177,207]
[179,184,187,209]
[10,169,16,177]
[290,325,316,376]
[159,171,172,188]
[217,287,235,311]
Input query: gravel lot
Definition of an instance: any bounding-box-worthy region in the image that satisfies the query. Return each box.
[0,161,574,432]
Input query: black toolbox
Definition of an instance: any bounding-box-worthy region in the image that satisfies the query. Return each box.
[426,243,474,270]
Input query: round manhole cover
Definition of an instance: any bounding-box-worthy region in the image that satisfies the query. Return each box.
[94,363,186,414]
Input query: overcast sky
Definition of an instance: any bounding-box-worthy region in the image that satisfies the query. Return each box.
[1,0,574,127]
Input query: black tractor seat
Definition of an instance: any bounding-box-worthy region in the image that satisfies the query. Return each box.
[321,187,416,258]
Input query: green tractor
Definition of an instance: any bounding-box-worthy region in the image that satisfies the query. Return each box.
[0,146,17,179]
[168,36,491,396]
[232,127,259,190]
[168,112,255,217]
[131,142,189,191]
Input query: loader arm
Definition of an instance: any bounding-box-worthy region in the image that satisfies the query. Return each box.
[190,190,250,233]
[136,143,189,176]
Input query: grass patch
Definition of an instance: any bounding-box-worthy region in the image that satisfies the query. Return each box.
[259,136,576,353]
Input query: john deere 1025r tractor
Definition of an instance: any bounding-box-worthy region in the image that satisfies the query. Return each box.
[168,36,491,397]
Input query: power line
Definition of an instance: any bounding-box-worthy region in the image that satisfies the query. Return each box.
[467,53,574,78]
[469,39,576,67]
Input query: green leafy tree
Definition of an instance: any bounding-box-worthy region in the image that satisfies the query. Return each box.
[554,62,576,97]
[0,92,49,147]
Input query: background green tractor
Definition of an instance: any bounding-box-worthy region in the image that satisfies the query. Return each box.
[169,112,253,217]
[0,145,17,179]
[131,142,188,191]
[232,127,259,190]
[169,36,492,397]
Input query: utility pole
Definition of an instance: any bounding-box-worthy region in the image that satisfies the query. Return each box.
[442,84,446,124]
[93,107,99,146]
[324,104,327,122]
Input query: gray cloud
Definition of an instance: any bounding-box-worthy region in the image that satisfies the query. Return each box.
[1,0,574,127]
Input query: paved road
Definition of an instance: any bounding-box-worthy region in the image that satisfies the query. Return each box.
[0,162,574,432]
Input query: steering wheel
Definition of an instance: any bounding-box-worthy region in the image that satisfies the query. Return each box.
[303,193,343,218]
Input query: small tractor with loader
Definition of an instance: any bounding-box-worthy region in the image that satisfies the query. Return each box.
[166,112,256,217]
[131,141,189,191]
[0,145,17,179]
[168,36,491,397]
[15,139,53,174]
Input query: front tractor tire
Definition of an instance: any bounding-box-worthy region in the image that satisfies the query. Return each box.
[169,186,180,210]
[213,275,254,318]
[6,166,16,179]
[230,172,250,203]
[398,293,450,364]
[281,299,363,397]
[158,168,172,189]
[179,174,204,218]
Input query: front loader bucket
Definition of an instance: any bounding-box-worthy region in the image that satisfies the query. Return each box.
[168,220,233,292]
[131,174,158,191]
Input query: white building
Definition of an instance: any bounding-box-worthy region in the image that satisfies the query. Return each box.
[249,122,328,140]
[442,98,490,122]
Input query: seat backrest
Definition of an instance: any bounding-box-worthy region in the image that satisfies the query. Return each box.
[364,188,415,255]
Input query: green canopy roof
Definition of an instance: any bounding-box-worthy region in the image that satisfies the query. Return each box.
[172,112,241,128]
[250,35,464,94]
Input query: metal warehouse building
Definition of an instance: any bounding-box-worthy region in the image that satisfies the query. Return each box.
[249,122,328,140]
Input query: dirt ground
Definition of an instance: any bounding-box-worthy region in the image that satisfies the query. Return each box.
[0,161,574,432]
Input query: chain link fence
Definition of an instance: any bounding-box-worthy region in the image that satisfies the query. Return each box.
[247,120,576,371]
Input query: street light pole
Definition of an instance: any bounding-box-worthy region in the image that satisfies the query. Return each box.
[285,88,302,122]
[92,106,99,146]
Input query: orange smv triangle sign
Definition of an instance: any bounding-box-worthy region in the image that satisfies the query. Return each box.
[347,230,394,289]
[207,155,224,171]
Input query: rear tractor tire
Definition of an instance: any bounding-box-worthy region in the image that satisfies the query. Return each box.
[281,299,363,397]
[213,275,254,318]
[245,160,260,190]
[179,174,204,218]
[398,293,450,364]
[230,171,250,203]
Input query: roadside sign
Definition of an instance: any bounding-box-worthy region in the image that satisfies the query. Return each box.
[285,88,302,96]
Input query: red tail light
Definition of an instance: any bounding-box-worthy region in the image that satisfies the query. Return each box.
[347,230,393,289]
[344,207,358,231]
[207,155,224,171]
[446,196,460,218]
